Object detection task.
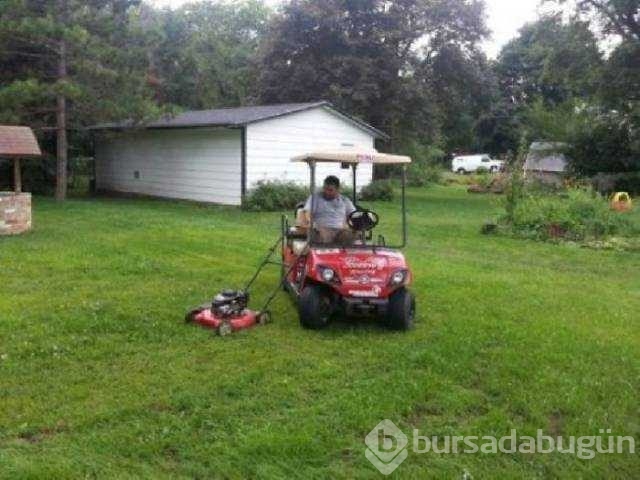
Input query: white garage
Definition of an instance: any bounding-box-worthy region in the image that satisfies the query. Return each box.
[92,101,386,205]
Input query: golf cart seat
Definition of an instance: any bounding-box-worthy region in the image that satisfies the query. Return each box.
[287,202,308,239]
[283,202,309,255]
[287,227,307,240]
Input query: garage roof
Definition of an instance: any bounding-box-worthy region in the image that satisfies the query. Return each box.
[89,101,388,139]
[0,126,42,158]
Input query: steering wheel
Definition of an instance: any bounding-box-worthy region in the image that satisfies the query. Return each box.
[347,208,379,231]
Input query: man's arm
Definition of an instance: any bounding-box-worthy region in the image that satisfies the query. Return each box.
[344,196,356,216]
[343,195,356,229]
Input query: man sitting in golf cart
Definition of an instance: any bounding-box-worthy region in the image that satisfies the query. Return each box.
[302,175,356,244]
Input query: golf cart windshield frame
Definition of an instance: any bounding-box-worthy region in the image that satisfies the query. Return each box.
[306,160,408,249]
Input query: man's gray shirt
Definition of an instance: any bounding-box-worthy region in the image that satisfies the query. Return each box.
[304,193,356,229]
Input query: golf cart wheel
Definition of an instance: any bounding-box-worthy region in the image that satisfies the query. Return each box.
[385,288,415,331]
[298,285,331,329]
[456,168,466,175]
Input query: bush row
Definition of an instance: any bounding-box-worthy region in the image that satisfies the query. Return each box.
[243,181,308,211]
[243,179,396,211]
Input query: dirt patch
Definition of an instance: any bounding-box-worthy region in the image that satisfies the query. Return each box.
[17,421,67,444]
[547,411,564,437]
[406,402,444,427]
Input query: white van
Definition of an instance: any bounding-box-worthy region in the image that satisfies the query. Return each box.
[451,154,504,174]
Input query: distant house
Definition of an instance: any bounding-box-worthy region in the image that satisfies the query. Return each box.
[90,102,387,205]
[523,141,569,185]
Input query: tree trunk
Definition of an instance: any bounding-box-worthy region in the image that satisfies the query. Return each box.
[55,4,68,201]
[14,158,21,194]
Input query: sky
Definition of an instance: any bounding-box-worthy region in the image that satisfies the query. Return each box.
[481,0,546,58]
[151,0,549,59]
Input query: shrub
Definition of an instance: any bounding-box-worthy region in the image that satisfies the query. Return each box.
[406,143,445,186]
[475,171,492,189]
[407,164,425,186]
[501,187,630,241]
[408,163,442,187]
[424,165,444,185]
[244,181,308,211]
[443,172,484,186]
[359,179,394,201]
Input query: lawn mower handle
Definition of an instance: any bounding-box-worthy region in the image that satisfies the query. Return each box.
[243,233,285,292]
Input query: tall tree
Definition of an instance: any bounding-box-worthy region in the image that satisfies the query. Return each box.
[553,0,640,42]
[480,15,604,154]
[144,0,271,109]
[496,15,603,108]
[600,39,640,114]
[256,0,489,150]
[418,43,497,153]
[0,0,160,200]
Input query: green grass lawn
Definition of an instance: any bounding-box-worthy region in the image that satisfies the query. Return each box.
[1,186,638,479]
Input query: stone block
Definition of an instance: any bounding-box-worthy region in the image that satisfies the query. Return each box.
[0,192,32,235]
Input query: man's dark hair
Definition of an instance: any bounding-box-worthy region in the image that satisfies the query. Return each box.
[323,175,340,188]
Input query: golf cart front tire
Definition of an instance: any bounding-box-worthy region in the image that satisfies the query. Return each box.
[385,288,415,330]
[298,285,331,329]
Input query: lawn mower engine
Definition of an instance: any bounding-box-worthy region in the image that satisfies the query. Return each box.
[213,289,249,317]
[186,289,269,336]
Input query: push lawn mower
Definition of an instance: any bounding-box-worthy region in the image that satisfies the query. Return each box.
[185,234,293,335]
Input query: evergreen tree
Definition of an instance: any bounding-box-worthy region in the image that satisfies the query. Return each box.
[0,0,160,200]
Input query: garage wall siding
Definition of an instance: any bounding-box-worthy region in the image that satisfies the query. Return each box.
[95,128,242,205]
[246,107,375,191]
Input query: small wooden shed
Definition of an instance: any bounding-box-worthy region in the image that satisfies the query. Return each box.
[0,126,42,235]
[523,141,569,186]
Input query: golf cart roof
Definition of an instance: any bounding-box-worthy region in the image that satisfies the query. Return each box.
[291,151,411,164]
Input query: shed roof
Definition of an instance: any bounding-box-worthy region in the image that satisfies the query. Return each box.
[90,101,388,139]
[0,126,42,158]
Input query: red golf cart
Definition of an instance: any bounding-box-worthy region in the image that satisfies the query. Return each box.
[281,151,415,330]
